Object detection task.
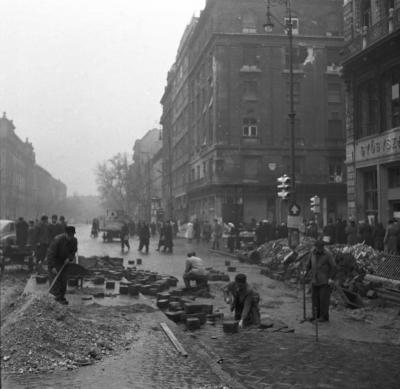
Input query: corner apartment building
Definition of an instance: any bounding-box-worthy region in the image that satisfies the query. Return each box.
[342,0,400,225]
[0,113,67,219]
[161,0,347,225]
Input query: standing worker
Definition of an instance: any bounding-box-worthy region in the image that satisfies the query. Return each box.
[305,240,337,322]
[47,226,78,305]
[120,221,130,253]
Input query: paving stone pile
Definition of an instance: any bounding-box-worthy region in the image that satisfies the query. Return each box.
[0,295,150,374]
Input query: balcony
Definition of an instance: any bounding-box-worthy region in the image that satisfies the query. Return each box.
[343,7,400,58]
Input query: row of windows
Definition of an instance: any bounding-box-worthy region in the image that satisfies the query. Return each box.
[357,66,400,138]
[188,156,345,182]
[241,117,343,139]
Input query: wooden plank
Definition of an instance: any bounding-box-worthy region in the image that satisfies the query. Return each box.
[160,322,188,357]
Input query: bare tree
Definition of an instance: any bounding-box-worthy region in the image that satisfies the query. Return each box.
[95,153,134,214]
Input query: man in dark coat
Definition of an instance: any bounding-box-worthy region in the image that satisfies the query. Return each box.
[138,222,150,254]
[306,240,337,322]
[35,215,50,266]
[47,226,78,304]
[16,217,29,247]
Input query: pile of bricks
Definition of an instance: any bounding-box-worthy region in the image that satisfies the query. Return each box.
[156,292,220,331]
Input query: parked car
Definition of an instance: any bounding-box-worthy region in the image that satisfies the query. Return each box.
[0,219,16,247]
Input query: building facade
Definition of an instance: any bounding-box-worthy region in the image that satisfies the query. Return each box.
[0,113,67,220]
[131,128,163,221]
[161,0,347,225]
[342,0,400,225]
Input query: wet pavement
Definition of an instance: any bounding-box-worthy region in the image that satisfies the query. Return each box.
[3,224,400,388]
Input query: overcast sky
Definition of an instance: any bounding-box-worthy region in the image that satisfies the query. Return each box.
[0,0,205,195]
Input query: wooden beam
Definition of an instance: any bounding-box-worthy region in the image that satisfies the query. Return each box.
[160,322,188,357]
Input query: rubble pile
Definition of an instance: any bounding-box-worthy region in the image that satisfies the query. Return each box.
[242,239,387,293]
[1,295,141,374]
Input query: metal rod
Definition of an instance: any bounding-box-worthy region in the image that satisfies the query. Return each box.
[160,322,188,357]
[47,262,67,294]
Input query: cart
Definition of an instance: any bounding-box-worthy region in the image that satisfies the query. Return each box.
[0,245,34,271]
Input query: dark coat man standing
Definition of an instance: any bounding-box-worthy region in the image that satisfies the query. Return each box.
[306,240,337,322]
[47,226,78,304]
[35,215,50,265]
[16,217,29,247]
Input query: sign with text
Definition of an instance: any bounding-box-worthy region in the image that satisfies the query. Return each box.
[355,128,400,162]
[287,215,302,229]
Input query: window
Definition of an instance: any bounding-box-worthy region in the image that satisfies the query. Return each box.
[284,17,299,35]
[285,46,307,69]
[242,12,257,33]
[328,119,343,139]
[328,159,344,183]
[243,118,258,137]
[326,47,341,68]
[364,170,378,214]
[328,83,341,104]
[358,80,379,138]
[243,81,258,101]
[243,45,258,66]
[361,0,372,27]
[243,157,260,178]
[286,81,301,104]
[388,166,400,188]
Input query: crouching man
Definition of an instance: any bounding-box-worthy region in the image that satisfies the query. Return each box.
[47,225,78,305]
[223,273,260,328]
[183,252,208,288]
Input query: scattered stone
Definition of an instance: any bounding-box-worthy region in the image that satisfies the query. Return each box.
[186,317,201,331]
[223,320,239,333]
[105,281,115,289]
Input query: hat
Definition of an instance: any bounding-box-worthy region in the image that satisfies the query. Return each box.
[65,226,76,235]
[235,273,247,283]
[228,222,234,228]
[314,239,324,247]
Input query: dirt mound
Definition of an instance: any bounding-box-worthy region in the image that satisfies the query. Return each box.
[1,295,142,374]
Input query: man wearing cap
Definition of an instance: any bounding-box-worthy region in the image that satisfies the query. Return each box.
[223,273,260,328]
[306,240,337,322]
[47,226,78,305]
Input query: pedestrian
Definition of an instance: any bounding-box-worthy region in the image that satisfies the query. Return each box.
[202,221,211,243]
[358,220,373,246]
[223,273,260,328]
[384,219,398,254]
[59,216,67,231]
[48,214,60,243]
[183,252,208,288]
[163,220,174,253]
[345,220,358,245]
[227,222,237,253]
[120,221,130,253]
[35,215,50,269]
[322,218,335,244]
[193,219,201,244]
[15,217,28,247]
[27,220,36,247]
[211,218,223,250]
[372,222,385,251]
[185,221,194,243]
[335,218,346,244]
[47,225,78,305]
[138,222,150,254]
[305,240,337,322]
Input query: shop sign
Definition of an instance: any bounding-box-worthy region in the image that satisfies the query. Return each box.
[355,128,400,162]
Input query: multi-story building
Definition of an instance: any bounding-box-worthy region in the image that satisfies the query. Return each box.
[131,128,162,221]
[161,0,347,225]
[342,0,400,225]
[0,113,67,219]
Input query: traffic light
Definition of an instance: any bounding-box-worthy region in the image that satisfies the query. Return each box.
[277,174,291,200]
[310,195,320,213]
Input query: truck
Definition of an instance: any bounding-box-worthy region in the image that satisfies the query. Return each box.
[99,210,125,242]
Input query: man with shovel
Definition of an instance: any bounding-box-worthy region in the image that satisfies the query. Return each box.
[47,226,78,305]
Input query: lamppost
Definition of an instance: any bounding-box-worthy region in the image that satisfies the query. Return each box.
[264,0,300,249]
[264,0,296,202]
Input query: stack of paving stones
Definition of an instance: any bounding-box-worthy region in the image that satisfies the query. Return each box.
[206,268,230,282]
[156,292,218,331]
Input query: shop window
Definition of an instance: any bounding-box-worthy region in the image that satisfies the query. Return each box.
[388,166,400,188]
[327,83,341,104]
[243,118,258,137]
[328,159,344,183]
[364,170,378,215]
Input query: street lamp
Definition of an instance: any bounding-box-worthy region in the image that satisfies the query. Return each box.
[264,0,296,202]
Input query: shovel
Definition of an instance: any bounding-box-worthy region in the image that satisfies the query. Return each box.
[48,262,68,294]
